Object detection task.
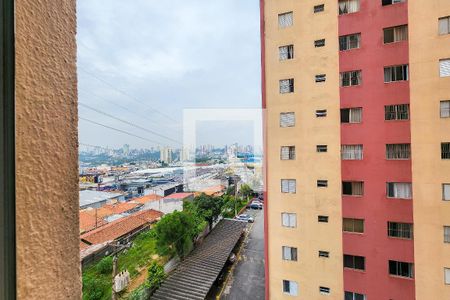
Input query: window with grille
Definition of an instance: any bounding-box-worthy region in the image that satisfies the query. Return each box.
[314,4,325,13]
[339,33,361,51]
[318,215,329,223]
[386,182,412,199]
[282,280,298,296]
[319,287,330,294]
[384,65,408,82]
[439,16,450,35]
[282,246,298,261]
[345,291,366,300]
[388,222,413,239]
[389,260,414,278]
[440,59,450,77]
[281,146,295,160]
[280,79,294,94]
[343,218,364,233]
[386,144,411,159]
[280,112,295,127]
[317,180,328,187]
[315,74,326,83]
[344,255,365,271]
[316,109,327,117]
[279,45,294,61]
[385,104,409,120]
[338,0,360,15]
[314,39,326,47]
[383,25,408,43]
[443,184,450,201]
[342,181,364,196]
[319,251,329,258]
[278,12,293,28]
[317,145,328,152]
[441,101,450,118]
[341,108,362,123]
[340,70,362,87]
[281,213,297,228]
[341,145,363,160]
[382,0,405,5]
[281,179,296,193]
[445,226,450,243]
[442,143,450,159]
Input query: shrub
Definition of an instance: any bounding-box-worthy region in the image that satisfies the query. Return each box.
[146,261,166,290]
[96,256,113,275]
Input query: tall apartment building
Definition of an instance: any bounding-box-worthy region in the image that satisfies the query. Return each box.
[261,0,450,299]
[160,147,173,164]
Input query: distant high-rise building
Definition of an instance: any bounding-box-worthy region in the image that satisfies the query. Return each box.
[261,1,450,299]
[160,147,173,164]
[122,144,130,156]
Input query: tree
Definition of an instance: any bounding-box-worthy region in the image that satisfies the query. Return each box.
[240,184,254,200]
[194,193,224,230]
[146,261,166,290]
[154,211,197,258]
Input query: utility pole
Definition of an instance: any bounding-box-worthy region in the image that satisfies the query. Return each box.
[234,176,239,217]
[112,255,118,300]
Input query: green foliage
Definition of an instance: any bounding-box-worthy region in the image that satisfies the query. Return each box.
[126,284,149,300]
[82,272,111,300]
[95,256,113,275]
[193,193,224,229]
[239,184,254,199]
[154,211,197,258]
[146,261,166,290]
[221,194,248,218]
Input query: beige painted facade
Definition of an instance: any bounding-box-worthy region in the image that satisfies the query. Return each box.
[15,0,81,298]
[264,1,343,298]
[409,1,450,299]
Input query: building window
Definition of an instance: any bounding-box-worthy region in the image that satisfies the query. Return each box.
[280,112,295,127]
[384,25,408,43]
[385,104,409,120]
[443,184,450,201]
[341,145,363,160]
[339,33,361,51]
[386,182,412,199]
[314,39,326,47]
[315,74,326,83]
[319,251,329,258]
[440,59,450,77]
[318,215,329,223]
[389,260,414,278]
[384,65,409,82]
[317,145,328,152]
[388,222,413,239]
[445,226,450,243]
[281,146,296,160]
[441,101,450,118]
[345,291,366,300]
[316,109,327,117]
[445,268,450,285]
[442,143,450,159]
[342,181,364,196]
[281,179,296,193]
[282,213,297,228]
[279,45,294,61]
[282,246,298,261]
[314,4,325,13]
[343,218,364,233]
[382,0,405,5]
[278,12,293,28]
[319,287,330,295]
[386,144,411,159]
[340,70,362,87]
[344,255,365,271]
[280,79,294,94]
[317,180,328,187]
[439,16,450,35]
[338,0,360,15]
[283,280,298,296]
[341,108,362,123]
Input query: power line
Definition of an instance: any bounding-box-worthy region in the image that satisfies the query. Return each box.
[79,102,181,145]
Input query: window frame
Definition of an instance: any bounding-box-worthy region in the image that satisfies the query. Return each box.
[388,221,413,239]
[339,33,361,51]
[343,218,364,234]
[315,109,327,117]
[0,0,16,298]
[443,184,450,201]
[440,59,450,77]
[340,70,362,87]
[281,212,297,228]
[344,254,365,271]
[384,64,409,83]
[382,0,405,6]
[386,182,413,199]
[442,142,450,159]
[389,260,414,278]
[439,16,450,35]
[385,104,410,121]
[314,39,326,48]
[314,4,325,13]
[278,12,293,29]
[383,24,408,44]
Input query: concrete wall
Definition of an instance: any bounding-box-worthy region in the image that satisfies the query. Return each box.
[263,0,343,298]
[15,0,81,298]
[409,1,450,299]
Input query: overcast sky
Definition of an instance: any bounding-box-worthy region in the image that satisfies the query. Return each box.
[77,0,261,150]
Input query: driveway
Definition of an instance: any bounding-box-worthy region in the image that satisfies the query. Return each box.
[221,209,265,300]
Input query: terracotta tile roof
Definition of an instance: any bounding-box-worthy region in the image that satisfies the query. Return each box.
[133,194,163,205]
[199,185,226,196]
[163,192,194,200]
[80,241,91,251]
[80,209,163,245]
[85,201,142,219]
[79,210,107,234]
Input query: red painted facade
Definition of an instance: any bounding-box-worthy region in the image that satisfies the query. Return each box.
[339,1,415,299]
